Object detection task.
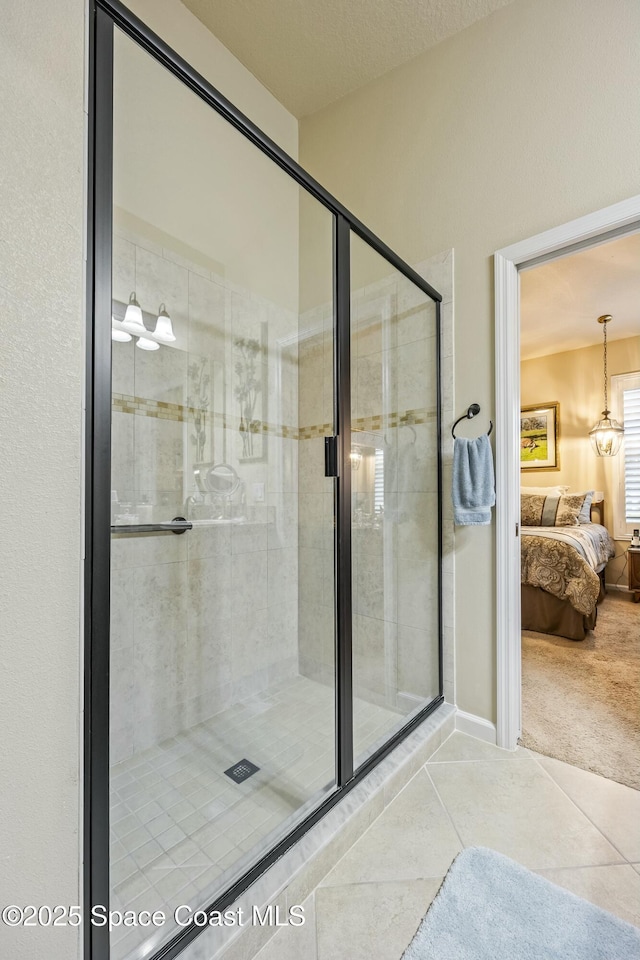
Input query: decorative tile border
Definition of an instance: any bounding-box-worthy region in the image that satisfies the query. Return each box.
[297,422,334,440]
[352,409,436,435]
[112,393,190,421]
[112,394,298,439]
[112,394,434,442]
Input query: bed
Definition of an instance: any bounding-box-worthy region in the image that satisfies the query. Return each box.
[520,494,616,640]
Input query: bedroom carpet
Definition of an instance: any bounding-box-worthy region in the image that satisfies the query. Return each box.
[520,591,640,789]
[401,846,640,960]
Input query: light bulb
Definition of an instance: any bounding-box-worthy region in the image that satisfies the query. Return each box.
[111,317,132,342]
[589,415,624,457]
[153,303,176,342]
[136,337,160,351]
[122,293,146,335]
[350,446,363,470]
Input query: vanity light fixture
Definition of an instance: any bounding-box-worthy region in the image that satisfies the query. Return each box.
[111,316,132,342]
[153,303,176,342]
[136,336,160,351]
[122,292,147,336]
[589,314,624,457]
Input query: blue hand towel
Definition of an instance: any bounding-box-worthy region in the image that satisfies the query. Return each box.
[452,434,495,526]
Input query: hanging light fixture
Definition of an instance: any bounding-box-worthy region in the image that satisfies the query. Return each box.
[122,292,147,336]
[350,445,363,470]
[153,303,176,342]
[588,314,624,457]
[111,316,132,342]
[136,336,160,351]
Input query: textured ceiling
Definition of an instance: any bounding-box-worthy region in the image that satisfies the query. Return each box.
[181,0,516,117]
[520,233,640,361]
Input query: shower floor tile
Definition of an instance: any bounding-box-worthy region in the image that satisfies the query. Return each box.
[109,675,402,960]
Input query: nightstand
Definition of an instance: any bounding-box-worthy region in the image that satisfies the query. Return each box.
[629,547,640,602]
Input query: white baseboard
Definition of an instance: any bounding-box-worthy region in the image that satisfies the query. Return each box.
[605,583,630,593]
[455,709,497,744]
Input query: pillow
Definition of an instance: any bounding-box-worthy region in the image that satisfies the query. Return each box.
[556,494,590,526]
[521,492,591,527]
[521,493,547,526]
[570,489,595,524]
[520,485,569,496]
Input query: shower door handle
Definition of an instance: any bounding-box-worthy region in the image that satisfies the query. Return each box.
[325,436,339,477]
[111,517,192,535]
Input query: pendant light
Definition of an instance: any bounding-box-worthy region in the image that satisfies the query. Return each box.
[588,314,624,457]
[111,316,132,342]
[153,303,176,342]
[122,292,147,336]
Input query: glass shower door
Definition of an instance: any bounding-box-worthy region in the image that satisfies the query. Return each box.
[349,234,440,767]
[108,27,337,960]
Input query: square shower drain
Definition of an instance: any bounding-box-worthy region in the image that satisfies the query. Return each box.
[224,759,260,783]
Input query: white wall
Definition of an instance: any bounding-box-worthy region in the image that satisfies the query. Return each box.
[114,0,300,310]
[0,2,298,958]
[0,2,86,958]
[300,0,640,721]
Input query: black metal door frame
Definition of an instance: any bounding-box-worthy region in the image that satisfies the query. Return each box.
[85,3,443,959]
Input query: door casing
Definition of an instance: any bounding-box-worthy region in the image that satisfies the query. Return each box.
[494,194,640,750]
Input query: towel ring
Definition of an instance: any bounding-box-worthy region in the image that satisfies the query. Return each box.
[452,403,493,439]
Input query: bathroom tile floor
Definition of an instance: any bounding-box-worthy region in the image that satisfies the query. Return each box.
[109,675,404,960]
[252,732,640,960]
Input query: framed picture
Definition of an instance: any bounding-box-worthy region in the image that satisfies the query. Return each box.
[520,402,560,471]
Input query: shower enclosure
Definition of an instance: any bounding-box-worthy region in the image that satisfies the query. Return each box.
[86,4,442,960]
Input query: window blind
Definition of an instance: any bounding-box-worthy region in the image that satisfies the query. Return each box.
[374,447,384,513]
[623,386,640,523]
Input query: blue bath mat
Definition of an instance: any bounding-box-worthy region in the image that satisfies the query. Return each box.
[402,847,640,960]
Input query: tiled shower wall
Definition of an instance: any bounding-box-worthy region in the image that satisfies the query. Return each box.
[110,223,300,762]
[109,226,455,764]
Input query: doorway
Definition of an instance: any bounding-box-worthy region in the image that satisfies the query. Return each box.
[494,194,640,751]
[517,234,640,785]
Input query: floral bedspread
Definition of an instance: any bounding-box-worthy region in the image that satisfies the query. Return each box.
[520,533,603,617]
